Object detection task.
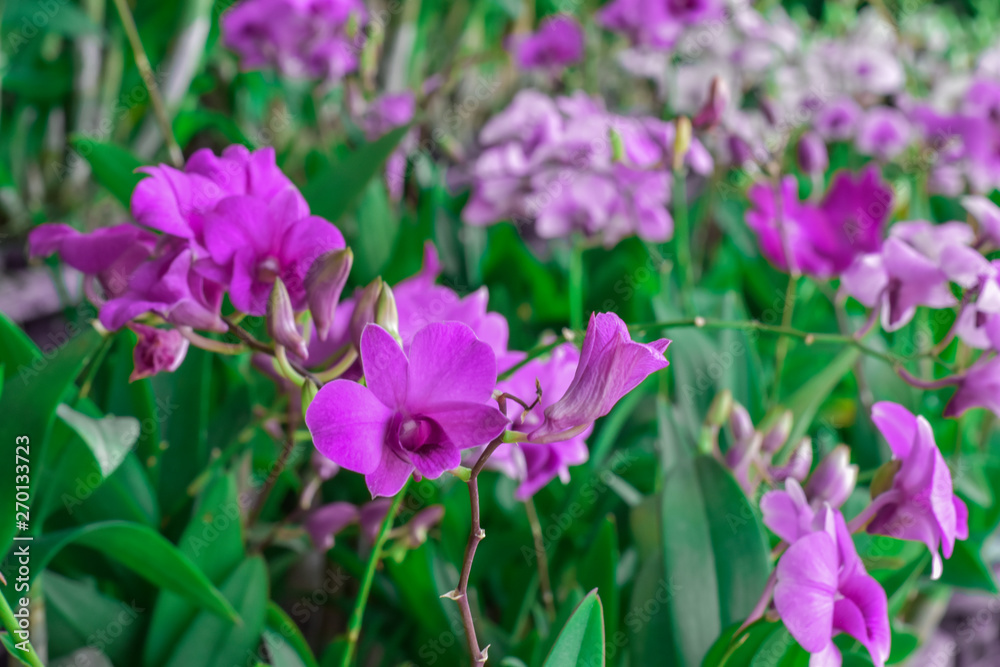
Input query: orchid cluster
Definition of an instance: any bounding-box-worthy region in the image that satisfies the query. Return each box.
[222,0,367,83]
[711,395,968,666]
[461,89,712,246]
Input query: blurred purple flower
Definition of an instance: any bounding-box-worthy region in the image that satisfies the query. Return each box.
[306,501,358,550]
[746,167,891,278]
[222,0,367,82]
[856,107,912,161]
[945,356,1000,419]
[814,98,863,142]
[513,15,585,71]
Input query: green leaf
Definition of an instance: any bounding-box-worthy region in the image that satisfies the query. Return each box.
[21,521,238,622]
[348,179,400,283]
[54,404,139,477]
[0,320,103,552]
[939,540,998,593]
[3,1,101,36]
[302,125,411,224]
[578,516,620,646]
[264,602,320,667]
[629,456,771,666]
[543,590,605,667]
[45,572,142,664]
[162,557,269,667]
[69,137,145,208]
[784,347,860,446]
[145,473,245,667]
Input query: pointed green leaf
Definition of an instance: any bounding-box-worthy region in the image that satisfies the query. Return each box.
[543,590,605,667]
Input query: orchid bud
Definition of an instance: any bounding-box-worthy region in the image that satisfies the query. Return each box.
[728,134,753,166]
[673,116,693,172]
[770,437,813,483]
[129,324,189,381]
[306,247,353,341]
[267,278,308,359]
[302,379,320,418]
[349,277,384,349]
[375,282,399,338]
[729,402,755,443]
[305,501,359,551]
[693,76,729,130]
[804,445,858,510]
[406,505,445,548]
[761,410,793,454]
[610,128,625,163]
[706,390,734,427]
[797,131,829,176]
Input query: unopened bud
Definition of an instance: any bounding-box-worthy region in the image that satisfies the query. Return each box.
[673,116,692,172]
[693,76,729,130]
[729,402,755,443]
[761,410,793,454]
[268,278,308,359]
[796,131,829,175]
[375,282,399,337]
[610,128,625,163]
[406,505,445,548]
[306,247,354,341]
[771,438,813,483]
[870,459,902,499]
[301,379,320,417]
[804,445,858,510]
[350,277,384,349]
[706,390,734,427]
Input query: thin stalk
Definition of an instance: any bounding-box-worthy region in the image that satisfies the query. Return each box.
[339,478,411,667]
[110,0,184,167]
[0,593,45,667]
[569,237,585,332]
[672,167,695,314]
[524,497,556,620]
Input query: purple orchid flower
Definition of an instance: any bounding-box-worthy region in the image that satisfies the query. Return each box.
[962,195,1000,247]
[306,322,510,498]
[867,402,969,579]
[841,221,972,331]
[774,509,891,667]
[513,15,585,71]
[945,356,1000,419]
[528,313,669,444]
[855,107,912,161]
[222,0,366,82]
[815,98,863,142]
[359,92,416,201]
[100,243,226,332]
[746,167,891,278]
[28,223,157,300]
[128,324,189,381]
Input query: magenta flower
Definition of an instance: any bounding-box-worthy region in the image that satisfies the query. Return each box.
[28,223,156,300]
[774,510,890,667]
[945,356,1000,419]
[129,323,189,381]
[222,0,366,82]
[868,402,969,579]
[306,322,510,498]
[746,167,891,278]
[359,92,416,201]
[487,343,591,499]
[528,313,669,444]
[513,15,585,71]
[597,0,722,50]
[100,244,226,332]
[796,131,828,175]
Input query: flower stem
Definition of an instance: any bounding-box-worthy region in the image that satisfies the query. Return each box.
[525,496,556,620]
[0,592,45,667]
[110,0,184,167]
[672,167,696,314]
[569,236,585,332]
[340,478,410,667]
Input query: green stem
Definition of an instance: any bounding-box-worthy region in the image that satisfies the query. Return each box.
[0,593,45,667]
[672,168,695,314]
[569,237,585,332]
[340,479,410,667]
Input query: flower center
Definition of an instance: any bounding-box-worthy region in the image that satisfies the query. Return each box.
[257,257,281,283]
